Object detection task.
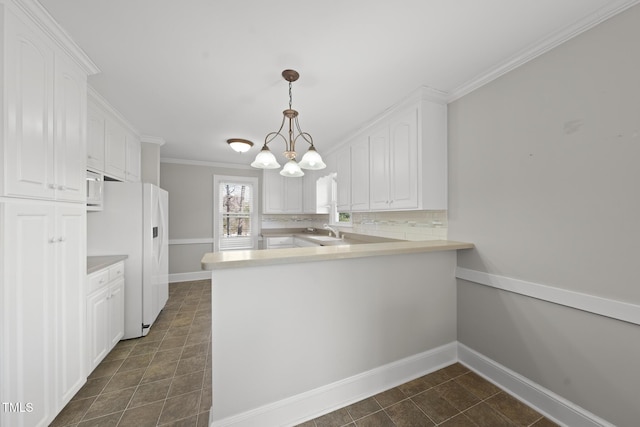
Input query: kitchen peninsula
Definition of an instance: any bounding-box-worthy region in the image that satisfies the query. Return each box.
[201,239,473,426]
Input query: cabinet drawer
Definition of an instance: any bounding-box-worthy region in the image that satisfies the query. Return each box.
[88,270,110,294]
[109,262,124,281]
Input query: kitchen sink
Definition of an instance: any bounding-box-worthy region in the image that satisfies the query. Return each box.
[308,235,343,242]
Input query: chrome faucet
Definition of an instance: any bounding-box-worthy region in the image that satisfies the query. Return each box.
[323,224,340,239]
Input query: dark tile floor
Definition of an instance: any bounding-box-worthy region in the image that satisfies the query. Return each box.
[53,279,557,427]
[51,280,212,427]
[295,363,559,427]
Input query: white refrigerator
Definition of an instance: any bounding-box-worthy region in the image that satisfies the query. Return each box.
[88,182,169,339]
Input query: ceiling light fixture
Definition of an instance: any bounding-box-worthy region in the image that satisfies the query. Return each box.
[227,138,254,153]
[251,69,326,177]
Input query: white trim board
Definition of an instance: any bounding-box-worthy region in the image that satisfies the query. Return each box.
[210,343,457,427]
[161,157,255,170]
[207,341,615,427]
[458,344,614,427]
[168,238,214,245]
[455,267,640,326]
[169,271,211,283]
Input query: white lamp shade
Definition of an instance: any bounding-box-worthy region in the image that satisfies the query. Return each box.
[279,159,305,177]
[251,148,281,169]
[298,147,326,170]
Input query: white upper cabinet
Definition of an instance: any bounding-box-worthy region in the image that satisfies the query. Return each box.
[3,11,54,200]
[302,169,318,213]
[53,54,88,202]
[369,123,391,210]
[2,7,89,203]
[336,88,447,212]
[350,136,370,212]
[87,102,106,171]
[125,132,141,182]
[88,88,142,182]
[104,116,127,180]
[335,145,351,212]
[370,108,420,210]
[262,169,303,213]
[387,107,419,209]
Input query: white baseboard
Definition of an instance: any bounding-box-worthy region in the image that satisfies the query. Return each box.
[457,343,613,427]
[208,342,615,427]
[210,342,457,427]
[169,271,211,283]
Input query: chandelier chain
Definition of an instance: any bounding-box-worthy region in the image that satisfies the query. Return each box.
[288,81,293,110]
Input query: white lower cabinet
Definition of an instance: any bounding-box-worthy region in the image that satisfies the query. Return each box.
[264,236,294,249]
[1,200,86,427]
[86,262,125,374]
[293,237,320,247]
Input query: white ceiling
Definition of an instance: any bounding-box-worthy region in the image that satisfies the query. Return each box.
[39,0,638,167]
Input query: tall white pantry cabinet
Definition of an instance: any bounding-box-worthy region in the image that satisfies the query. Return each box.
[0,1,98,426]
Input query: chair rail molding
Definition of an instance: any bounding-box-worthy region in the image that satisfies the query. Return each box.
[455,267,640,326]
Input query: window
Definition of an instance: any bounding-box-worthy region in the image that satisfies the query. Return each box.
[214,176,259,251]
[337,212,352,224]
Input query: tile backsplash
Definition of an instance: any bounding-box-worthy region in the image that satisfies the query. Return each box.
[261,211,448,241]
[350,210,448,241]
[261,214,330,230]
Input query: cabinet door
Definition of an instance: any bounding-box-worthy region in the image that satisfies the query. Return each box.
[87,103,106,171]
[54,54,87,202]
[302,169,317,213]
[388,108,418,209]
[86,287,110,373]
[109,279,125,348]
[335,145,351,211]
[263,170,284,213]
[350,137,370,211]
[283,176,303,213]
[125,133,141,182]
[55,204,86,404]
[3,13,55,200]
[368,125,390,210]
[1,202,56,427]
[104,118,127,180]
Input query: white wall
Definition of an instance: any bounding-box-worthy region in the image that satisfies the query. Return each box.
[448,4,640,425]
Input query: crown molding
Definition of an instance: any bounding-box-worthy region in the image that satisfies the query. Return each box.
[9,0,100,75]
[161,157,255,170]
[447,0,640,102]
[140,135,166,146]
[87,85,140,136]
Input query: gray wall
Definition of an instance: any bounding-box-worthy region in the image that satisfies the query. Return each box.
[160,161,261,275]
[448,5,640,426]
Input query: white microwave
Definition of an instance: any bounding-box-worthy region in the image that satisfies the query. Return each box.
[86,170,104,211]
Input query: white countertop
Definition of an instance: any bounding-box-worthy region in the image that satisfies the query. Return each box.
[201,239,474,270]
[87,255,128,274]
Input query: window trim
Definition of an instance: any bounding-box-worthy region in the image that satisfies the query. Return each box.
[213,175,259,252]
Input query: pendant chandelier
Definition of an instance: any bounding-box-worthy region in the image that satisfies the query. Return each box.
[251,69,326,177]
